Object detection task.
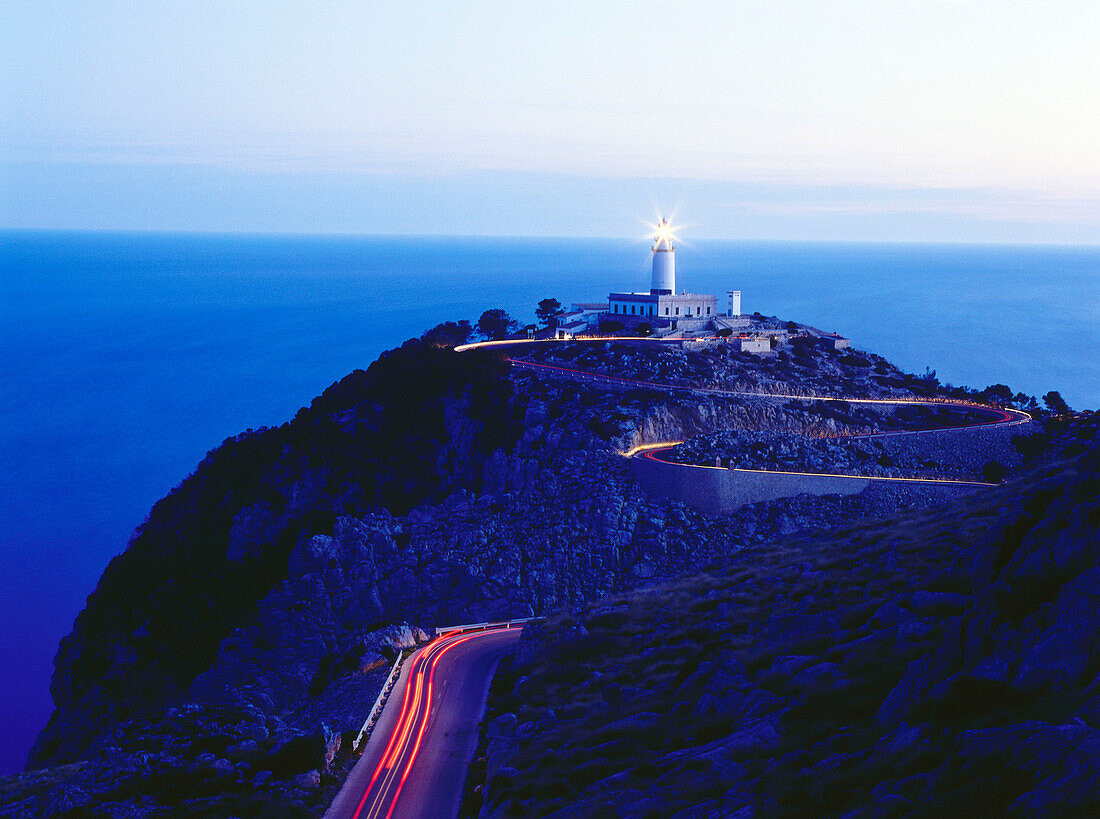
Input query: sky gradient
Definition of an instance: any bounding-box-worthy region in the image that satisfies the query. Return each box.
[2,1,1098,241]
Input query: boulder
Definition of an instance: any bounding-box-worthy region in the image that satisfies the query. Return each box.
[1014,569,1100,691]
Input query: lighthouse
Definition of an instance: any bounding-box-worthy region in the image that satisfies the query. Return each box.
[605,216,718,327]
[650,217,675,295]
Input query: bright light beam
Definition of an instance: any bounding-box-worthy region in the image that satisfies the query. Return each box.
[649,216,681,249]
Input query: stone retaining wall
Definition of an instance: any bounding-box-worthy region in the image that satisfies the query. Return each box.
[633,456,870,515]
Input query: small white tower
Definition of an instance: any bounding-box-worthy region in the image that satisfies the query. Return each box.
[727,290,741,317]
[650,218,675,295]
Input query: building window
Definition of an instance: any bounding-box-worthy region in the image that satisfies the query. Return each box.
[675,307,680,315]
[707,306,711,315]
[665,307,669,315]
[631,305,635,314]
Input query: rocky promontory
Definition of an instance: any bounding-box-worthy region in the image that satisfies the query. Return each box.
[475,416,1099,817]
[2,323,1087,817]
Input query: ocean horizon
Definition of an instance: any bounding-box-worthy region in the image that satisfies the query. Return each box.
[1,229,1097,774]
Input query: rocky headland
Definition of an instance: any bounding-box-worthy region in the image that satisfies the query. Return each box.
[475,417,1099,817]
[1,322,1090,817]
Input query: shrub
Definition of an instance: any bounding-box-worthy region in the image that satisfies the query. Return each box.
[1012,433,1049,464]
[262,734,325,778]
[1043,390,1071,415]
[421,320,474,348]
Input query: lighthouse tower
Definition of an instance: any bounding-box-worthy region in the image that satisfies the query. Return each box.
[650,218,675,295]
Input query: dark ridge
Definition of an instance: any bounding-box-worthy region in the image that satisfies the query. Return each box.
[29,342,518,768]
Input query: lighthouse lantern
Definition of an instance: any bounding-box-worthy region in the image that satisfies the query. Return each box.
[650,217,676,295]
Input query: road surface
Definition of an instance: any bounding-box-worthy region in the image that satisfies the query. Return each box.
[326,627,522,819]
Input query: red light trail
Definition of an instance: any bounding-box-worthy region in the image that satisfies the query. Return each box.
[348,629,512,819]
[496,355,1031,485]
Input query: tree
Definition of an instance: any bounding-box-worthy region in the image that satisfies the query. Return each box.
[420,320,473,348]
[981,384,1014,406]
[636,322,653,337]
[1043,390,1071,415]
[476,309,518,340]
[536,298,565,328]
[716,327,733,338]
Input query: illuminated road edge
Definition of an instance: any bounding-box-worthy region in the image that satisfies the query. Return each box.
[626,442,999,487]
[454,338,1031,486]
[329,623,527,819]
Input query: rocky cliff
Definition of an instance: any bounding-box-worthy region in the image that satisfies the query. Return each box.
[4,331,1076,816]
[474,416,1099,817]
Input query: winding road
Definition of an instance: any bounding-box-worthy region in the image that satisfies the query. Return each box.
[326,626,522,819]
[501,354,1032,486]
[326,338,1032,819]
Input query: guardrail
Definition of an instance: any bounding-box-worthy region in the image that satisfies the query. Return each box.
[351,652,404,752]
[350,618,539,752]
[435,616,538,637]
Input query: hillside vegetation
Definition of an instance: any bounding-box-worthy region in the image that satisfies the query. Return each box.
[477,417,1099,817]
[8,330,1079,816]
[29,342,517,768]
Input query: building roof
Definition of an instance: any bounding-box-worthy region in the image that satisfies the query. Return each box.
[609,291,717,301]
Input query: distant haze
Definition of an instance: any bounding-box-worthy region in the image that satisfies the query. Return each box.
[2,1,1097,242]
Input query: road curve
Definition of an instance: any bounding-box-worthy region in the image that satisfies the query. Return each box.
[457,336,1031,434]
[506,358,1031,430]
[326,627,522,819]
[498,355,1031,485]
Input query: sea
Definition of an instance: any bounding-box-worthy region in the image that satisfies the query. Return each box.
[1,230,1097,774]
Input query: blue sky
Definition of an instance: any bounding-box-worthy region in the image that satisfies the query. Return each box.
[2,1,1097,241]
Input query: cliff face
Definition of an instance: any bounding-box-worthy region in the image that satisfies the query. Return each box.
[29,342,518,769]
[13,334,1062,816]
[475,420,1100,818]
[30,339,898,771]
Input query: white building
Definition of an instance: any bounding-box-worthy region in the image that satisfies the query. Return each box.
[738,336,771,353]
[605,218,718,326]
[607,291,718,321]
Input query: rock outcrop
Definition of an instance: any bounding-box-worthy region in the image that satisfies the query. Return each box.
[476,417,1099,817]
[6,332,1074,816]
